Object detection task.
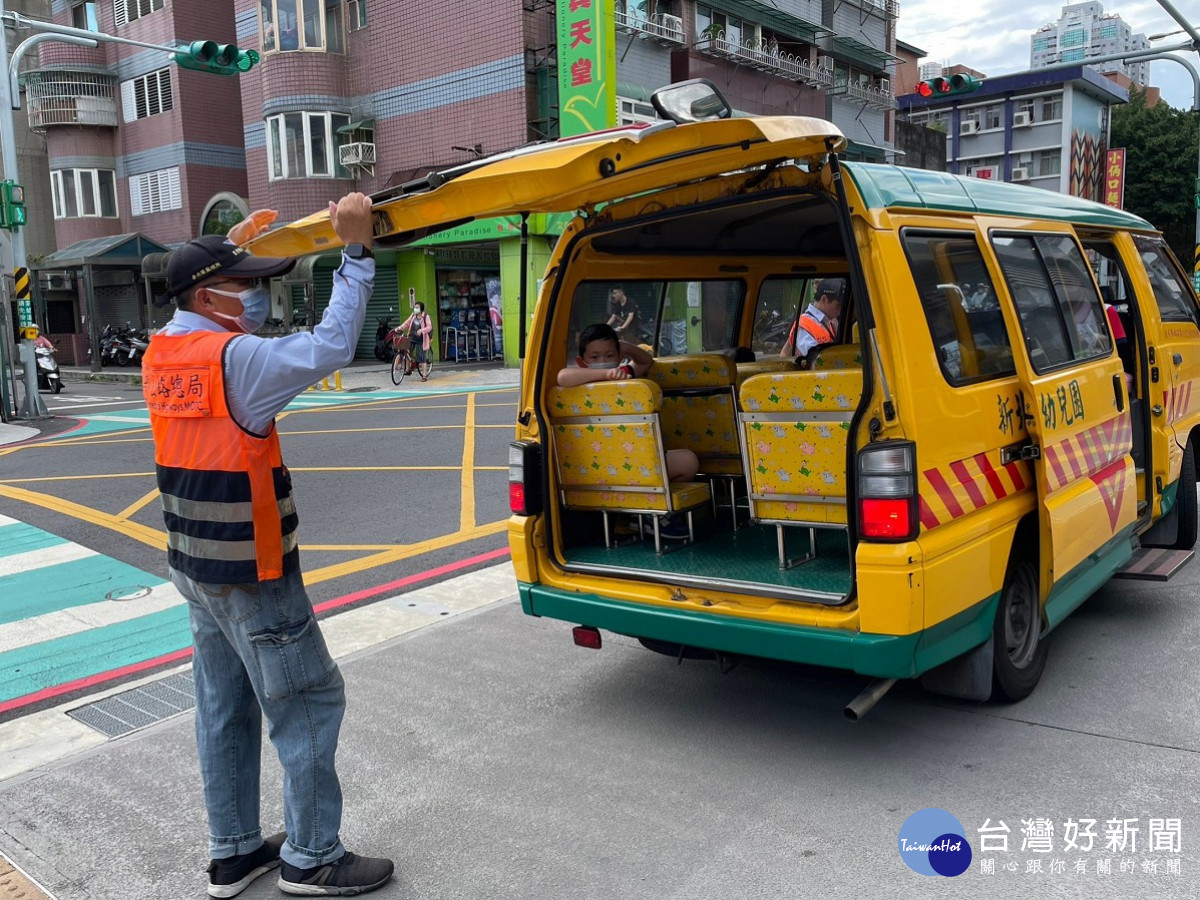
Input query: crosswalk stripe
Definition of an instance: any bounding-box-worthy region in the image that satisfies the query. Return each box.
[0,521,69,557]
[0,580,184,655]
[0,554,164,625]
[0,542,96,579]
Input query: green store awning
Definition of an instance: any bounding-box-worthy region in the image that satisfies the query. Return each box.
[831,36,899,72]
[337,118,375,133]
[616,81,651,102]
[709,0,833,44]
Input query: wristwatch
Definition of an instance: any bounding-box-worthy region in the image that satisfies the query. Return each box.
[344,242,374,260]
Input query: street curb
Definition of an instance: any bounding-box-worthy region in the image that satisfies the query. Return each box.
[59,370,142,385]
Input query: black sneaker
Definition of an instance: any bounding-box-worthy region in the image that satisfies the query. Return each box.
[206,832,285,898]
[278,851,395,896]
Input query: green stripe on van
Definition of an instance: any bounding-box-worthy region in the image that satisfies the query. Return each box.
[843,163,1155,232]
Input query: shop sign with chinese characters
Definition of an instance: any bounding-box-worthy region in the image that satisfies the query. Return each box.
[556,0,616,137]
[1103,149,1126,209]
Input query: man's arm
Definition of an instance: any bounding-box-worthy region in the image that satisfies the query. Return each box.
[223,193,375,434]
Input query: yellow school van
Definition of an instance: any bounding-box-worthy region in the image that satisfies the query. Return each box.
[250,81,1200,716]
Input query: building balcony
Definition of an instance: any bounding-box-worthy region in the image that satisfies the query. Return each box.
[615,10,685,46]
[696,36,834,87]
[828,78,897,111]
[24,70,117,131]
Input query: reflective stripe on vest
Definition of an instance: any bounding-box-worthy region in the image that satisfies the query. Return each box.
[143,330,299,584]
[787,312,836,352]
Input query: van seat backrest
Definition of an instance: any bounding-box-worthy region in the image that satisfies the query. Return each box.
[810,344,862,370]
[647,354,741,476]
[547,380,708,514]
[737,369,863,525]
[735,358,798,389]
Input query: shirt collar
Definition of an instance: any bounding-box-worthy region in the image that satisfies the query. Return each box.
[162,309,229,335]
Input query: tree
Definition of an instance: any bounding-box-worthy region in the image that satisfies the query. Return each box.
[1110,85,1199,268]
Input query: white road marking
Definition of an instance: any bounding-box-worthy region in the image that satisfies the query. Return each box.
[0,542,97,579]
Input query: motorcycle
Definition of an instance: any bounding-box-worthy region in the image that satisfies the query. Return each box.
[117,325,150,367]
[35,341,63,393]
[95,324,119,367]
[373,315,395,361]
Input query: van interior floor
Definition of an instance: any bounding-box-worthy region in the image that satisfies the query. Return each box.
[562,510,853,597]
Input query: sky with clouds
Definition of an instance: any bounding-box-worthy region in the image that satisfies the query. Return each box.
[897,0,1197,109]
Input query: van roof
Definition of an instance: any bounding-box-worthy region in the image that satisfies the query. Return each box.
[843,162,1155,232]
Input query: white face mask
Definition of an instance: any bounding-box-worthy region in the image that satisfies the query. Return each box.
[206,286,270,333]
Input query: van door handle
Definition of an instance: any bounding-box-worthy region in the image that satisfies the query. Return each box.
[1112,374,1125,412]
[1173,353,1183,365]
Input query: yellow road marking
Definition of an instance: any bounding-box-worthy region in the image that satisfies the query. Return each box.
[0,484,167,550]
[0,472,156,484]
[116,487,161,521]
[303,521,508,585]
[461,393,476,531]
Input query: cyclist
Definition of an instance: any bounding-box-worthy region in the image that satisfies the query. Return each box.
[399,301,433,380]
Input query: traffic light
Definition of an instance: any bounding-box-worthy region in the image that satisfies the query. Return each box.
[172,40,260,76]
[916,74,983,98]
[0,181,26,231]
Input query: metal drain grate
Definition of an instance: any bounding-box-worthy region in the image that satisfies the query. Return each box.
[67,672,195,738]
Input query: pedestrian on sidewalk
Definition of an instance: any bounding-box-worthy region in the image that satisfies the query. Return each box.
[142,194,394,898]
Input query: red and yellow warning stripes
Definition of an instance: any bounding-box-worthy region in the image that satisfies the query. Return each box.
[918,451,1033,531]
[1165,380,1193,426]
[1042,412,1132,495]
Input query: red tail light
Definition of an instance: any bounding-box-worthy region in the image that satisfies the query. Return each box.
[508,440,542,516]
[572,626,602,649]
[857,442,918,541]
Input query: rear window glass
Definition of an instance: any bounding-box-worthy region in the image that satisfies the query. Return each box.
[1133,236,1200,326]
[993,233,1111,372]
[565,280,744,360]
[900,230,1015,385]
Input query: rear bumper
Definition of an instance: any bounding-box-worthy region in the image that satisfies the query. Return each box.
[519,582,970,679]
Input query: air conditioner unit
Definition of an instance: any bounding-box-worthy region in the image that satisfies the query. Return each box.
[960,120,980,135]
[1013,111,1032,128]
[1011,167,1030,181]
[38,271,74,291]
[656,12,683,36]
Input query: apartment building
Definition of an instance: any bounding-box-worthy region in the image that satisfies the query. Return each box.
[897,65,1126,200]
[1030,2,1151,86]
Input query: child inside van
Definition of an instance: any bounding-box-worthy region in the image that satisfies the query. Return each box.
[558,323,700,483]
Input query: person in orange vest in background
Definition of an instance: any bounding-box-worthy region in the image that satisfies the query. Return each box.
[142,194,395,898]
[780,277,845,361]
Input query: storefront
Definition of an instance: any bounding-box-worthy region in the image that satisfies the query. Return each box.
[434,247,502,362]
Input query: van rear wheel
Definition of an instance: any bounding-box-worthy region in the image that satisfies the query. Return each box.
[992,555,1047,702]
[1170,441,1197,551]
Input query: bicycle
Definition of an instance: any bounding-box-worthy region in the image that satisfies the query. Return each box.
[389,329,433,385]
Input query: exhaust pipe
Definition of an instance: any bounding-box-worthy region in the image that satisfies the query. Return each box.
[844,678,897,721]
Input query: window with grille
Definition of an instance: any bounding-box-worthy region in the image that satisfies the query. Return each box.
[129,167,182,216]
[114,0,163,28]
[50,168,118,219]
[120,69,172,122]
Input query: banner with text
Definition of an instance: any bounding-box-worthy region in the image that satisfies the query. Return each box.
[556,0,616,137]
[1102,149,1125,209]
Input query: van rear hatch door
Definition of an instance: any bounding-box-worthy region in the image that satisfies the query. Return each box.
[246,118,847,257]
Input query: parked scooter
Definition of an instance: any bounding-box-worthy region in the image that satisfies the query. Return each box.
[117,325,150,367]
[374,314,395,361]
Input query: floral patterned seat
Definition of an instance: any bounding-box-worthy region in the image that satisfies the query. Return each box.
[737,368,863,568]
[810,344,863,370]
[548,379,711,553]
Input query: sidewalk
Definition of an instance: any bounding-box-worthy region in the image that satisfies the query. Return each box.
[0,422,37,447]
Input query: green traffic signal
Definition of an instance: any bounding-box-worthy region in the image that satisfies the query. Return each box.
[172,40,259,76]
[1,181,26,231]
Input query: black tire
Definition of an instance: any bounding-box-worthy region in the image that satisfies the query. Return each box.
[991,555,1048,702]
[1171,441,1197,551]
[115,349,131,367]
[51,380,63,394]
[390,351,407,386]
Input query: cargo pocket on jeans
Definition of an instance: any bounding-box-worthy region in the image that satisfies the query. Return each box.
[248,614,337,702]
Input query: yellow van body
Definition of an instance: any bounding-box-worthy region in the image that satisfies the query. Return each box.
[250,113,1200,702]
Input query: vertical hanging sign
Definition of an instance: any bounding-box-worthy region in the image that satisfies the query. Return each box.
[556,0,616,137]
[1102,148,1125,209]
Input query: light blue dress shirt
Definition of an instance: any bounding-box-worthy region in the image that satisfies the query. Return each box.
[159,254,374,436]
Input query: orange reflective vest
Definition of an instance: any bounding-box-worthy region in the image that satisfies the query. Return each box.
[786,311,836,352]
[142,331,298,584]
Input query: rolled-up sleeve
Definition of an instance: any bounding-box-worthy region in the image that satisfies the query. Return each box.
[225,255,374,435]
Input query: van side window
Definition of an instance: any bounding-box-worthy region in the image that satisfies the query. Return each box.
[993,234,1111,372]
[1132,236,1200,326]
[900,230,1015,385]
[751,276,814,357]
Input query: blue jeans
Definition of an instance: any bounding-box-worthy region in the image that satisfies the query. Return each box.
[170,567,347,869]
